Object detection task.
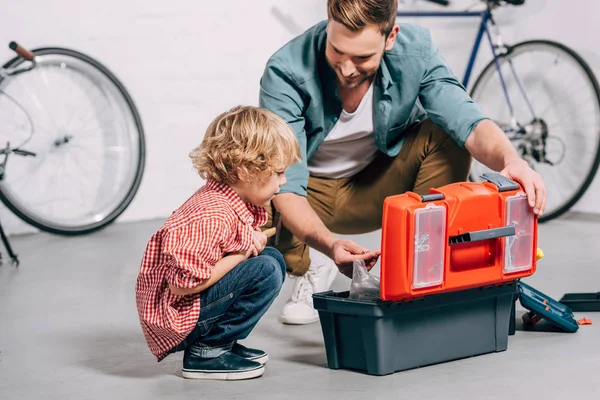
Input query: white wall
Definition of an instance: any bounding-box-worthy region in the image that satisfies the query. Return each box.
[0,0,598,235]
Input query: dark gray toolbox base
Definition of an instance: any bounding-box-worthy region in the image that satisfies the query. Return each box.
[313,282,517,376]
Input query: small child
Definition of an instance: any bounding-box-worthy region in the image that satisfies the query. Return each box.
[135,105,301,380]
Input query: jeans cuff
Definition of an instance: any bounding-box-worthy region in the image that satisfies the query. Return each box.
[189,342,233,358]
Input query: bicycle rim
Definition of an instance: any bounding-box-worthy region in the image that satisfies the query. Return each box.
[469,40,600,222]
[0,48,145,235]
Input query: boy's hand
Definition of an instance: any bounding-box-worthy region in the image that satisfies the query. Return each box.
[246,245,259,258]
[252,227,268,254]
[232,246,258,260]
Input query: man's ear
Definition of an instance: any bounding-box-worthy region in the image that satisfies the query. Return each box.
[385,25,400,51]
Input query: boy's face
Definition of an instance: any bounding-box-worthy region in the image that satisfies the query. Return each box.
[235,170,287,208]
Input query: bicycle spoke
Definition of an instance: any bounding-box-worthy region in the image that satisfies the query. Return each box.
[535,93,597,120]
[61,69,108,132]
[0,49,144,232]
[471,41,600,221]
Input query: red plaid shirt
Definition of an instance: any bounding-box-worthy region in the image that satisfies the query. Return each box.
[135,180,267,360]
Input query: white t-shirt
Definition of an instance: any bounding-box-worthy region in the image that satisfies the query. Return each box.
[307,81,379,179]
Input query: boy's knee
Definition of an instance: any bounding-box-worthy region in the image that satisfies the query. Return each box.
[260,247,286,283]
[255,254,285,291]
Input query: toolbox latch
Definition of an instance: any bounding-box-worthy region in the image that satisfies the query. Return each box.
[480,172,520,192]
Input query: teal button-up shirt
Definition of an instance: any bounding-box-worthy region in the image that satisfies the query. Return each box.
[259,21,488,197]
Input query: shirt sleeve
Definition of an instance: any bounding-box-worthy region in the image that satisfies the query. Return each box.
[259,59,309,196]
[163,219,228,289]
[250,205,268,228]
[418,33,490,148]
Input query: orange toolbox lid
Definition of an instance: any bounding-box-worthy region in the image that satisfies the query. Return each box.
[380,172,538,302]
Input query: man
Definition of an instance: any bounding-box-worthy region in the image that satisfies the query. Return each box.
[258,0,546,325]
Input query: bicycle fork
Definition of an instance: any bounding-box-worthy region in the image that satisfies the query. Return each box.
[485,13,537,132]
[0,218,19,267]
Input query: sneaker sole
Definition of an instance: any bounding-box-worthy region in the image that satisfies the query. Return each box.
[182,365,265,380]
[249,354,269,365]
[280,314,319,325]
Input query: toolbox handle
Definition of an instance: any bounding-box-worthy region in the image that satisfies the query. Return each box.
[449,226,515,244]
[480,172,520,192]
[420,193,444,202]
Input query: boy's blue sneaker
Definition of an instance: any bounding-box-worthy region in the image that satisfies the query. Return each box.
[232,342,268,365]
[182,349,264,380]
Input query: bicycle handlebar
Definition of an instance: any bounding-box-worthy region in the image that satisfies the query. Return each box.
[9,42,35,61]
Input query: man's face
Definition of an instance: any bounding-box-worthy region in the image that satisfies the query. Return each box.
[325,20,398,89]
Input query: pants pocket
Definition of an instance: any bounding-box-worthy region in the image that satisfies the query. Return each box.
[197,313,223,336]
[197,292,234,336]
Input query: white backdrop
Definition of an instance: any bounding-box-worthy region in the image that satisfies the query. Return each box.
[0,0,598,235]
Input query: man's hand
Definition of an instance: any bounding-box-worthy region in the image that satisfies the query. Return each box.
[466,120,547,216]
[500,157,546,216]
[331,239,381,279]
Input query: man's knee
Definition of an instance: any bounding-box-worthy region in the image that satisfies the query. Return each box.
[281,242,311,277]
[428,120,471,160]
[423,120,472,179]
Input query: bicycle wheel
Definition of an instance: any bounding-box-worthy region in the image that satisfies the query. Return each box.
[0,47,145,235]
[469,40,600,222]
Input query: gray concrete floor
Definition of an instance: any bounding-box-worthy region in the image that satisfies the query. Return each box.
[1,214,599,400]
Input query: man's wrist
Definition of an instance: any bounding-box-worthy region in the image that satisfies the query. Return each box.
[501,148,523,169]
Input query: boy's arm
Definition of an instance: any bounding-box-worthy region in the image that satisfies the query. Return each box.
[169,228,276,296]
[169,249,251,296]
[163,218,239,296]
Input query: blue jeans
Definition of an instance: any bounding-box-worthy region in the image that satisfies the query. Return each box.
[168,247,286,358]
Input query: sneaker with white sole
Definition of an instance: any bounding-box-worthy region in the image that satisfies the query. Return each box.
[280,248,338,325]
[182,350,264,380]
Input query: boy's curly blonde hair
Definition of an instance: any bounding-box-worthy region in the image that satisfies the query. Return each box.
[190,106,301,185]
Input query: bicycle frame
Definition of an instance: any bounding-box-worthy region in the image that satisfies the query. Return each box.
[397,6,525,131]
[397,8,497,88]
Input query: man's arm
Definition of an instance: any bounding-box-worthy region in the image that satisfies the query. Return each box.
[464,119,518,171]
[259,60,380,275]
[465,120,546,215]
[273,193,379,277]
[418,33,546,215]
[259,60,336,254]
[272,193,336,256]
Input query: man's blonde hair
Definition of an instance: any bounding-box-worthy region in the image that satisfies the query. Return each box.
[327,0,398,36]
[190,106,301,185]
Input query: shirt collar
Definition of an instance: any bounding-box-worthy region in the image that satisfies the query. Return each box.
[205,179,258,224]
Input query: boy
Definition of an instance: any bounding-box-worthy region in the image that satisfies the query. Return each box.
[135,105,301,380]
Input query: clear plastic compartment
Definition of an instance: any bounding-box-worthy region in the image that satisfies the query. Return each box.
[504,193,535,273]
[413,204,446,289]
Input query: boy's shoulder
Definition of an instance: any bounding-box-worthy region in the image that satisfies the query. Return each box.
[163,185,236,233]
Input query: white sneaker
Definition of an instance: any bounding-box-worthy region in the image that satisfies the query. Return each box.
[280,248,338,325]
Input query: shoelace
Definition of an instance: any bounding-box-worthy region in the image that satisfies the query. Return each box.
[291,272,316,303]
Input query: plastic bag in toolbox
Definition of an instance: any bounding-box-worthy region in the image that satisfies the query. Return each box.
[349,258,380,301]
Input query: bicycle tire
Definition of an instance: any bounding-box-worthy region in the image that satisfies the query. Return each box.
[0,47,146,235]
[469,40,600,223]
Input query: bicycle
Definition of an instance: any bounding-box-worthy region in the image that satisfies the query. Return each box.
[0,42,146,266]
[397,0,600,223]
